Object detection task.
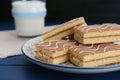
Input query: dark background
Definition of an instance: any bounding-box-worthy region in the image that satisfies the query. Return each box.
[1,0,120,23]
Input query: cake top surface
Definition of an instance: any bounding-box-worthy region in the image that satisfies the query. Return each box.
[70,43,120,56]
[36,40,76,52]
[75,23,120,33]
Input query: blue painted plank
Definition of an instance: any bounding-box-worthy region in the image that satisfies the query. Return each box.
[0,55,32,65]
[0,65,119,80]
[1,55,120,80]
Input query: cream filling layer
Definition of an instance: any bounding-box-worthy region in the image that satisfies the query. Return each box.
[36,49,68,58]
[75,30,120,38]
[71,55,120,67]
[71,54,120,63]
[74,34,120,44]
[35,52,68,64]
[70,50,120,62]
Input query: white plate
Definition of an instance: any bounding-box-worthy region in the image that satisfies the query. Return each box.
[22,36,120,74]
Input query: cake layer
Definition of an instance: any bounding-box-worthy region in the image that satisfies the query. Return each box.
[74,34,120,44]
[35,49,68,58]
[74,23,120,38]
[35,52,68,64]
[43,27,73,42]
[35,40,76,53]
[70,48,120,62]
[70,55,120,67]
[42,17,87,42]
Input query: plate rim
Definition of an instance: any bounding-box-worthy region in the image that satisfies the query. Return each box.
[21,36,120,70]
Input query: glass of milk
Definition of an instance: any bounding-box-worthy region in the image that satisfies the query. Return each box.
[12,0,46,37]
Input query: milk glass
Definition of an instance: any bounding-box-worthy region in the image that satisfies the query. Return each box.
[12,0,46,37]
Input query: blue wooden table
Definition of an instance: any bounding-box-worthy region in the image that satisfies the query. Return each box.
[0,22,120,80]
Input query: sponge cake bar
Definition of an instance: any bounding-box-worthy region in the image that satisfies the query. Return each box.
[74,23,120,44]
[35,40,76,64]
[42,17,87,42]
[69,43,120,67]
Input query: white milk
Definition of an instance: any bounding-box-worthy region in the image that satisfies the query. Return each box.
[12,1,46,36]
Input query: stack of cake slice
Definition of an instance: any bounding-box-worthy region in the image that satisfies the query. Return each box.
[42,17,87,42]
[34,17,120,67]
[34,17,86,64]
[69,23,120,67]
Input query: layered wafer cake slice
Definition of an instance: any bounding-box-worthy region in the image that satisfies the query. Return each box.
[42,17,87,42]
[69,43,120,67]
[74,23,120,44]
[34,40,76,64]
